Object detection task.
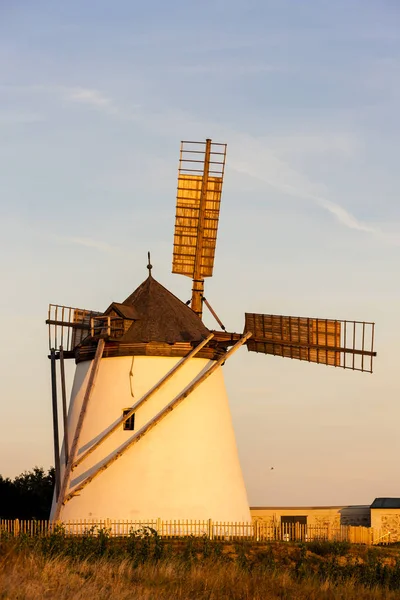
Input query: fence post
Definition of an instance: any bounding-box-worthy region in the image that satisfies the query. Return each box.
[105,518,111,535]
[208,518,213,541]
[14,519,20,537]
[156,518,161,536]
[255,520,260,542]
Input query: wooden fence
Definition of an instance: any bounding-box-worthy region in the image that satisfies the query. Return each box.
[0,519,392,545]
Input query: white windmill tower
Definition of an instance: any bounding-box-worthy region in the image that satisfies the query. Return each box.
[47,139,376,523]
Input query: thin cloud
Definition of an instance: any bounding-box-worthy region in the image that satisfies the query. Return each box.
[64,87,139,118]
[53,234,122,255]
[167,64,282,76]
[268,132,361,159]
[0,111,44,124]
[66,86,125,118]
[311,196,375,233]
[229,135,380,235]
[68,88,112,108]
[0,84,137,119]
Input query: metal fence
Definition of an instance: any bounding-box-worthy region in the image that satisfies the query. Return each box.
[0,519,392,545]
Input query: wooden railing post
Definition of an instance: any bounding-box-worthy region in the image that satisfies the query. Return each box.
[105,518,111,534]
[208,518,213,540]
[107,317,111,337]
[255,520,260,542]
[14,519,20,537]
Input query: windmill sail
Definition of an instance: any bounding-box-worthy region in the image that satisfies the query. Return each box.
[244,313,375,373]
[172,140,227,279]
[47,304,101,352]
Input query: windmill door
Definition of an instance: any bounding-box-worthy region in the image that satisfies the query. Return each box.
[281,516,307,541]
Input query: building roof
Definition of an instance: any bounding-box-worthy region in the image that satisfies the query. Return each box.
[370,498,400,509]
[120,275,210,344]
[103,302,141,320]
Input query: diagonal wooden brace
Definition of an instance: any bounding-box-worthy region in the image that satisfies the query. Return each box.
[53,338,105,521]
[63,332,252,505]
[72,333,214,470]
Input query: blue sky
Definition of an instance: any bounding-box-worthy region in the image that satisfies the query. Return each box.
[1,0,400,506]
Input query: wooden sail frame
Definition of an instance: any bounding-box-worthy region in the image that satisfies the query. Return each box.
[244,313,376,373]
[172,139,227,317]
[172,140,226,279]
[47,303,101,354]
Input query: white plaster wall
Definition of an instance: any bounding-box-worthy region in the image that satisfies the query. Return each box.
[52,355,250,522]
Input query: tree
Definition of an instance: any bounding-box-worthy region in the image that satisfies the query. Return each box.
[0,467,55,519]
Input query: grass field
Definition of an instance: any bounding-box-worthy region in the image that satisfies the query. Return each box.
[2,528,400,599]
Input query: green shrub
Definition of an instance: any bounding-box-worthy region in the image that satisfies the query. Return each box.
[307,540,351,556]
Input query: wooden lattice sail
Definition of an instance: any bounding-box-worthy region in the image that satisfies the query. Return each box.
[47,304,101,354]
[244,313,375,373]
[173,173,223,278]
[172,139,227,317]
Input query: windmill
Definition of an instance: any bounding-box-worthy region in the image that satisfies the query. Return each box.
[47,139,376,523]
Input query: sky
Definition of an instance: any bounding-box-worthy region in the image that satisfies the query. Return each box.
[1,0,400,507]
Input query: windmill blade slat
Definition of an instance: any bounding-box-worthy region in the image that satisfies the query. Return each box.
[244,313,375,373]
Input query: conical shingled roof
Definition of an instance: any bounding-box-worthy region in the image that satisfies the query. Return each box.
[120,275,210,344]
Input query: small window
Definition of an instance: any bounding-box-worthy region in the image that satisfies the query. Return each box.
[122,409,135,431]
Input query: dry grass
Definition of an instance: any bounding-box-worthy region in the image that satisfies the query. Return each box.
[1,549,399,600]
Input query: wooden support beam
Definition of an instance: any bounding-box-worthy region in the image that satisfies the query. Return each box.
[50,349,61,501]
[203,297,226,330]
[191,278,204,319]
[59,346,69,465]
[191,138,212,319]
[63,332,252,504]
[53,338,105,521]
[211,331,242,344]
[72,333,214,469]
[249,341,377,357]
[46,319,91,330]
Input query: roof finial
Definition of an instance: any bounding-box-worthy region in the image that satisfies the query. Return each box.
[147,251,153,277]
